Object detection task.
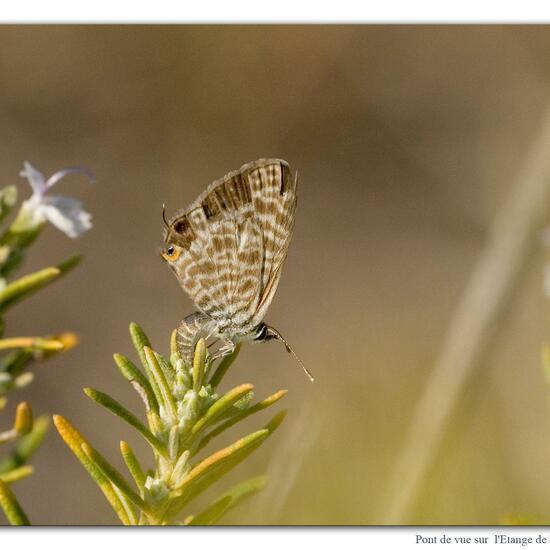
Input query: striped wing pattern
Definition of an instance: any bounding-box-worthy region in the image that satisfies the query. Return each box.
[164,158,297,334]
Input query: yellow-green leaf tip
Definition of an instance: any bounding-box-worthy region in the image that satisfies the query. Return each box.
[14,401,33,434]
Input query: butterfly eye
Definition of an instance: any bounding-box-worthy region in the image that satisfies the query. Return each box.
[162,245,181,262]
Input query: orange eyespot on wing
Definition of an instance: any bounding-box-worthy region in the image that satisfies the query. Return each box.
[162,245,182,262]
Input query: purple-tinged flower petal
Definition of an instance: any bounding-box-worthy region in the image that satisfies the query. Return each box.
[45,166,95,190]
[19,162,46,196]
[39,195,92,239]
[17,162,94,238]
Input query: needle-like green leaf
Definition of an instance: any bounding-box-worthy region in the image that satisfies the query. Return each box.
[143,347,177,422]
[192,339,207,391]
[262,410,287,434]
[55,255,82,275]
[181,429,270,494]
[168,423,279,518]
[195,389,287,454]
[0,256,81,313]
[154,351,175,386]
[129,322,152,370]
[0,336,66,352]
[186,475,267,525]
[190,383,254,439]
[127,328,165,412]
[0,465,34,484]
[0,415,49,474]
[113,353,159,413]
[81,442,151,518]
[0,478,29,525]
[83,388,167,458]
[0,267,60,312]
[120,441,146,496]
[53,415,132,525]
[13,401,33,435]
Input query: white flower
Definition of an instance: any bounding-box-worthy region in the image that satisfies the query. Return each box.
[19,162,94,238]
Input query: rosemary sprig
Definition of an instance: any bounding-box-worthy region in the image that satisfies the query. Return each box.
[56,323,287,525]
[0,163,92,525]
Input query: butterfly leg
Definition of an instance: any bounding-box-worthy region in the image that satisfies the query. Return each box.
[210,337,236,362]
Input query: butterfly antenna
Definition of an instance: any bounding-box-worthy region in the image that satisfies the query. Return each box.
[162,204,170,229]
[266,326,314,382]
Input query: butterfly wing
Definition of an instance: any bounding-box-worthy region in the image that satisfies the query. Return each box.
[247,160,297,326]
[164,158,297,331]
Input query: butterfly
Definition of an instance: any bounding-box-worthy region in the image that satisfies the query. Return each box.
[161,158,313,381]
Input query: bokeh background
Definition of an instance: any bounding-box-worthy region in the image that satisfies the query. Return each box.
[1,25,550,525]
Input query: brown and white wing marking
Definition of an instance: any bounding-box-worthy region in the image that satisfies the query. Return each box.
[247,160,297,326]
[189,213,263,324]
[164,159,297,329]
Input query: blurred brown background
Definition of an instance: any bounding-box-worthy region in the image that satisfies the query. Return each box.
[1,25,550,525]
